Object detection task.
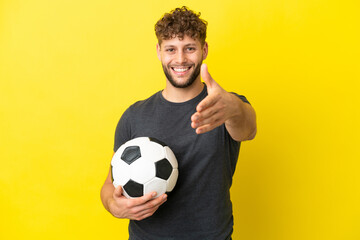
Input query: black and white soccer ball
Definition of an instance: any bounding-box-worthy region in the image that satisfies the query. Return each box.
[111,137,178,198]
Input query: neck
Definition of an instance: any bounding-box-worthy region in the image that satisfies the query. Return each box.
[162,79,204,103]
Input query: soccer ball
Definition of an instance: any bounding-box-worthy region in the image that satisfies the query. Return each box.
[111,137,178,198]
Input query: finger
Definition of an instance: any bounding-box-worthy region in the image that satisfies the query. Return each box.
[196,94,220,112]
[191,111,216,129]
[194,104,221,121]
[192,110,224,130]
[193,110,221,126]
[195,119,224,134]
[191,112,200,125]
[140,194,167,211]
[130,194,167,217]
[193,95,223,120]
[201,64,215,89]
[130,191,158,207]
[135,194,167,214]
[113,185,123,198]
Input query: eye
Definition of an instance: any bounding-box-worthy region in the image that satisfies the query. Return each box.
[166,48,175,52]
[186,47,196,52]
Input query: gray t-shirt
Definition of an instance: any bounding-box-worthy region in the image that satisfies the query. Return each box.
[114,85,249,240]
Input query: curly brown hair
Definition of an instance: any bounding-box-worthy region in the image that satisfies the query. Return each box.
[155,6,208,46]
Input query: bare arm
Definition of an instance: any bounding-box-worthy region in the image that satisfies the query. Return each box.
[223,93,257,141]
[100,162,167,220]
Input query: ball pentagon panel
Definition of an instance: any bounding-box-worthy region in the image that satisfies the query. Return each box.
[123,179,144,198]
[121,146,141,165]
[155,158,173,180]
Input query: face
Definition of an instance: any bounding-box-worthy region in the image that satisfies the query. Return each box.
[157,35,208,88]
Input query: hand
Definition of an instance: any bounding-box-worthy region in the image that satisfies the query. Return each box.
[191,64,240,135]
[108,185,167,221]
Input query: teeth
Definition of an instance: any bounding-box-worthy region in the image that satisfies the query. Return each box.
[173,67,190,72]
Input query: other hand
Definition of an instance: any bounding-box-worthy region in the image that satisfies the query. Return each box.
[191,64,240,135]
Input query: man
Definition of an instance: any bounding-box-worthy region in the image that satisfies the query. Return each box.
[101,6,257,240]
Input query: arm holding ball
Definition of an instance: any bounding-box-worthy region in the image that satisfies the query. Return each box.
[101,163,167,221]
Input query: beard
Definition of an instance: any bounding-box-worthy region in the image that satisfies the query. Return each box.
[162,62,202,89]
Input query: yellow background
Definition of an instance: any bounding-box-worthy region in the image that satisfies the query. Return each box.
[1,0,359,239]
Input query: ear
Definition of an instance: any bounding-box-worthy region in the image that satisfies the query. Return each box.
[156,43,161,61]
[202,42,208,60]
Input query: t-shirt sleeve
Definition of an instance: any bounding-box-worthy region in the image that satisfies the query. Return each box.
[231,92,251,105]
[113,107,132,152]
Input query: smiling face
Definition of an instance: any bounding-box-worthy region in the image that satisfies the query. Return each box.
[157,35,208,89]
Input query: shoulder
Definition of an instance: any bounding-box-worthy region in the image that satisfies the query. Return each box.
[117,91,163,126]
[128,91,162,111]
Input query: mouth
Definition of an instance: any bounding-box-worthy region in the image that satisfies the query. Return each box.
[171,66,192,75]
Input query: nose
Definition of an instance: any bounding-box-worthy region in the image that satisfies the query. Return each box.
[174,51,187,64]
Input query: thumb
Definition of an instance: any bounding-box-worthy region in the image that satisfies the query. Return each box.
[201,63,215,89]
[113,185,123,198]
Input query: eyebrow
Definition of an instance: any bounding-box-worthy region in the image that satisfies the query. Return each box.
[163,43,197,48]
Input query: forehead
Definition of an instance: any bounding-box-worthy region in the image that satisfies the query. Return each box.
[160,35,202,48]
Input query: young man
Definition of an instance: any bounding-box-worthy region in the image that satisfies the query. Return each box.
[101,6,257,240]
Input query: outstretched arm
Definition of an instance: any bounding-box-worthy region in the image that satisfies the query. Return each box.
[191,64,257,142]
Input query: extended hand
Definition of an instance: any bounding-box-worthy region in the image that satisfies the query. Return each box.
[109,185,167,221]
[191,64,241,135]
